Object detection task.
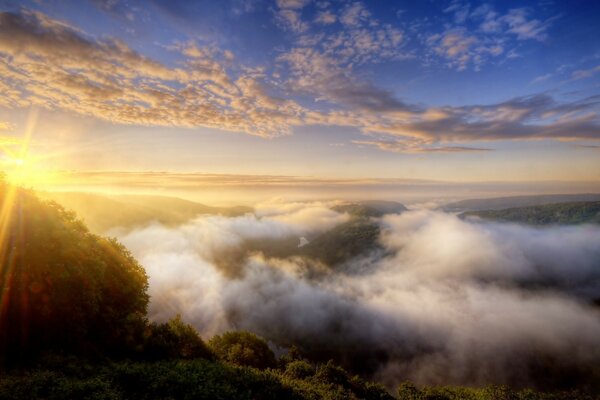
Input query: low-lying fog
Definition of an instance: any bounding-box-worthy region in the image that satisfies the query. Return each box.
[111,200,600,390]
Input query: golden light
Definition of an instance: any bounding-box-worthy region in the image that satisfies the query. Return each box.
[0,109,59,188]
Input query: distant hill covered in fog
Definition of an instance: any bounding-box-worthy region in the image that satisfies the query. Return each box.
[40,192,252,233]
[442,193,600,213]
[461,201,600,225]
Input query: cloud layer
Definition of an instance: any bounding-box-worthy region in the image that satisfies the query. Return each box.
[114,203,600,390]
[1,5,599,152]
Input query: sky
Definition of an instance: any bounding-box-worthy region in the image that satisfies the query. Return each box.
[0,0,599,202]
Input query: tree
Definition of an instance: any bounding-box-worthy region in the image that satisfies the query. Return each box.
[208,331,276,369]
[0,181,149,365]
[144,315,213,360]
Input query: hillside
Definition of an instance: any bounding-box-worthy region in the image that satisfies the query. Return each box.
[332,200,408,218]
[442,194,600,213]
[0,184,149,365]
[39,192,252,233]
[300,217,382,267]
[461,201,600,225]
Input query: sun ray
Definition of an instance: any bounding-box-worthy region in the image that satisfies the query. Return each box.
[0,109,39,325]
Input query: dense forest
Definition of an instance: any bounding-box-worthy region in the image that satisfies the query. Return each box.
[0,181,597,399]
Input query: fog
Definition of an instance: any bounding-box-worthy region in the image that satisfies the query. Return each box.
[114,201,600,389]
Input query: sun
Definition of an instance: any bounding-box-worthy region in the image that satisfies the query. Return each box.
[2,154,54,188]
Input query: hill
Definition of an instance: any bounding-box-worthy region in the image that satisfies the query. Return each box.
[0,184,149,365]
[39,192,252,233]
[442,194,600,213]
[300,217,382,267]
[461,201,600,225]
[332,200,408,218]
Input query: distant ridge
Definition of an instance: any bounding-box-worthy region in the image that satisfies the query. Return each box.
[332,200,408,217]
[461,201,600,225]
[39,192,252,233]
[442,193,600,213]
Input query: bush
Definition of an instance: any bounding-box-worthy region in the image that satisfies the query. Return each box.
[314,360,351,387]
[208,331,276,370]
[285,360,315,379]
[144,315,213,360]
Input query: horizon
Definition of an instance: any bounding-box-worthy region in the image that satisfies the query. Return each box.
[0,0,599,200]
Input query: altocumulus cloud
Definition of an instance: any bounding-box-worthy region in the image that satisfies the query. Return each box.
[112,202,600,390]
[1,8,599,151]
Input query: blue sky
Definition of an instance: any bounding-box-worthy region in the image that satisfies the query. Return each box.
[0,0,599,198]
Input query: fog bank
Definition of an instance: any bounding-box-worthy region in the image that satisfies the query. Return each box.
[115,203,600,389]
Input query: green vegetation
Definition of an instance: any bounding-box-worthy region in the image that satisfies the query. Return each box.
[461,201,600,225]
[208,331,277,369]
[332,201,407,218]
[0,182,596,399]
[396,382,596,400]
[301,217,382,266]
[442,194,600,213]
[240,215,384,270]
[0,183,149,366]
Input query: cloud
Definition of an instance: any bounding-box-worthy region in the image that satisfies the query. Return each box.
[532,73,553,84]
[276,0,311,10]
[444,0,470,24]
[427,5,556,71]
[0,9,596,153]
[279,48,414,112]
[353,140,492,154]
[314,10,336,24]
[0,10,305,137]
[274,9,309,33]
[339,2,371,27]
[114,206,600,390]
[428,29,478,71]
[572,65,600,80]
[501,8,552,41]
[353,94,600,149]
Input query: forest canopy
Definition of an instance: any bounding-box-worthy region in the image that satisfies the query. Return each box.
[0,179,149,365]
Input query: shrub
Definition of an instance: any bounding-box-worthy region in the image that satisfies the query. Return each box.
[208,331,276,369]
[144,315,213,360]
[285,360,315,379]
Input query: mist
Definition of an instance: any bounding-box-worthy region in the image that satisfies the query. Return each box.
[114,201,600,390]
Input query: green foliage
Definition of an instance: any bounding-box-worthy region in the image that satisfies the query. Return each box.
[332,201,407,218]
[0,183,149,365]
[143,315,213,360]
[209,331,277,369]
[397,383,598,400]
[0,355,596,400]
[285,360,316,379]
[301,217,382,266]
[461,201,600,225]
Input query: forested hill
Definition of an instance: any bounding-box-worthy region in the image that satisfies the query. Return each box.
[442,194,600,213]
[39,192,252,233]
[461,201,600,225]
